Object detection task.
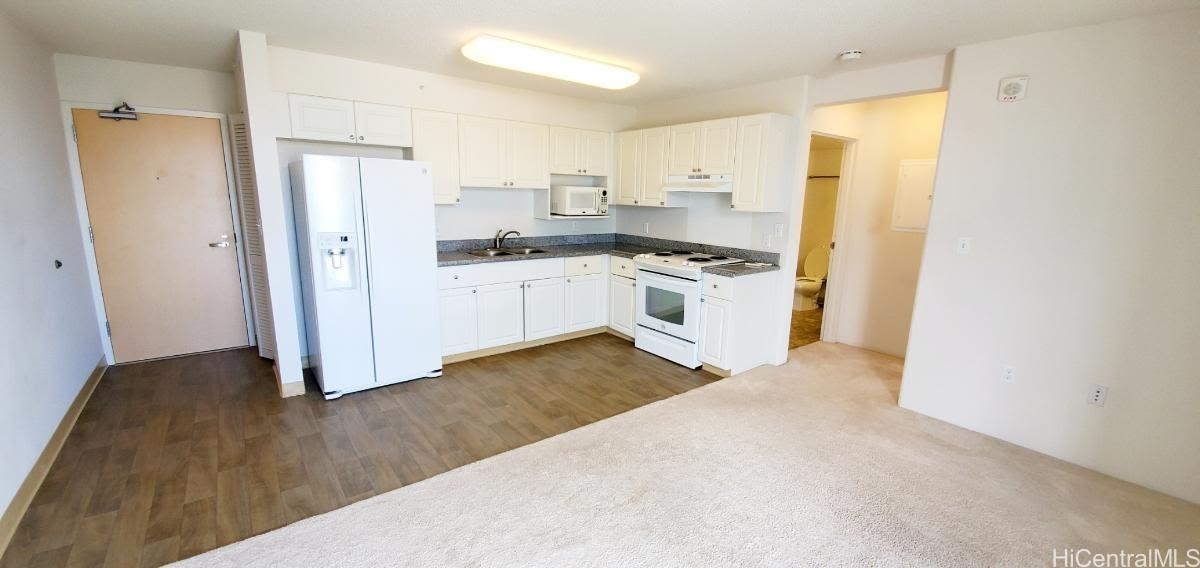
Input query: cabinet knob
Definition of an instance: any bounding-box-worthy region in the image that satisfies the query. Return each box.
[660,201,664,205]
[730,204,735,209]
[712,284,719,288]
[567,278,571,282]
[583,264,588,267]
[701,297,705,303]
[472,289,476,293]
[453,275,459,279]
[583,169,588,173]
[456,198,461,202]
[633,200,639,204]
[359,135,364,141]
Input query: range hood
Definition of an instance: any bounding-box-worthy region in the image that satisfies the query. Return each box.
[662,173,733,193]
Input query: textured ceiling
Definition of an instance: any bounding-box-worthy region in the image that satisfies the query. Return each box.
[1,0,1191,104]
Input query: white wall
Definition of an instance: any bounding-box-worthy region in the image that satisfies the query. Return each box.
[54,54,236,113]
[0,14,102,519]
[900,10,1200,503]
[809,54,949,107]
[812,92,947,356]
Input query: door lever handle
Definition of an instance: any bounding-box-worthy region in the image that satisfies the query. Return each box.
[209,242,230,248]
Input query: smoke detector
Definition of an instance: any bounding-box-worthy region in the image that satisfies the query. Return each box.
[837,50,864,61]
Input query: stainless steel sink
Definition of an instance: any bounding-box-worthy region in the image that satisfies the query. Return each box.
[503,247,547,255]
[466,249,513,257]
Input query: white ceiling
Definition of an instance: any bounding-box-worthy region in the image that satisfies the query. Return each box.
[1,0,1190,104]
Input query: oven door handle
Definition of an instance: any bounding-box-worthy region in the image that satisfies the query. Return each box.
[636,268,701,284]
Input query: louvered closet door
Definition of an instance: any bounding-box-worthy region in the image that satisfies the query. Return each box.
[230,114,275,359]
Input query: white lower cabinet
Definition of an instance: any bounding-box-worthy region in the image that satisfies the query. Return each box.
[476,282,525,349]
[565,273,604,332]
[438,287,479,356]
[609,275,636,337]
[524,277,565,341]
[698,296,732,368]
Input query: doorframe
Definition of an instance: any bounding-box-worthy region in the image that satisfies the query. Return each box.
[60,102,257,364]
[806,131,858,344]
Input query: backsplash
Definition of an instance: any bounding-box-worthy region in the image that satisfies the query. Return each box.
[437,233,780,265]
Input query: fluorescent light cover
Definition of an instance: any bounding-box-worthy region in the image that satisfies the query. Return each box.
[461,35,639,90]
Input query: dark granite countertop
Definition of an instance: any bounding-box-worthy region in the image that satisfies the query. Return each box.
[437,243,781,277]
[703,262,781,277]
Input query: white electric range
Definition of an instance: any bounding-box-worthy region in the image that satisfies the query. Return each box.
[632,251,744,368]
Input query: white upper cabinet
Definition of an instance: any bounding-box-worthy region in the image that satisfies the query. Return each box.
[667,123,701,175]
[614,127,670,207]
[668,119,736,175]
[460,116,549,189]
[614,130,640,205]
[731,113,798,213]
[580,130,611,176]
[353,101,413,146]
[549,127,583,175]
[288,94,413,147]
[508,121,551,189]
[698,118,737,174]
[412,109,461,205]
[639,127,670,206]
[550,127,611,176]
[458,115,507,188]
[289,94,356,143]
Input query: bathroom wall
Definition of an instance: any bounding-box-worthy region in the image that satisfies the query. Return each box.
[810,91,947,357]
[797,144,843,276]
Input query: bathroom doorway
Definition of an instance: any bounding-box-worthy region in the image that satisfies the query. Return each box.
[790,134,848,349]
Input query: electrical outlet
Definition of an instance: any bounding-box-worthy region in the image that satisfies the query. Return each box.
[1001,366,1015,384]
[1087,385,1108,407]
[643,222,650,234]
[956,237,973,254]
[762,234,772,249]
[572,221,579,230]
[774,223,785,238]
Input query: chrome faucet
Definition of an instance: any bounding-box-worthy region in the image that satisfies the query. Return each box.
[494,229,521,249]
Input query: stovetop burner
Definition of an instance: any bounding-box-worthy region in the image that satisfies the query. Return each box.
[709,256,729,260]
[653,252,675,257]
[687,257,712,262]
[669,250,693,255]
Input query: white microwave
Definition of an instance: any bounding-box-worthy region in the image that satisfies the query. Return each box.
[550,185,608,216]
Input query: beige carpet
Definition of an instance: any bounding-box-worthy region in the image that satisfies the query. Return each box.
[174,343,1200,567]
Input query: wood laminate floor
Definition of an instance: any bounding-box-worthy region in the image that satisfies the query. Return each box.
[789,308,824,349]
[1,333,717,568]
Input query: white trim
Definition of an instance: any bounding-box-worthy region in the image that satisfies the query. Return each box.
[807,132,857,344]
[60,102,256,364]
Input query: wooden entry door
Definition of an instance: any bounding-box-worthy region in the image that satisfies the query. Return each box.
[73,109,249,363]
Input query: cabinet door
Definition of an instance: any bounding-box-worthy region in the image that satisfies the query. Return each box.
[699,118,737,174]
[507,121,550,189]
[731,115,767,211]
[667,122,702,175]
[459,115,506,188]
[476,281,525,348]
[353,101,413,147]
[565,273,604,332]
[439,287,479,356]
[523,277,565,341]
[698,296,732,368]
[412,109,461,204]
[580,130,611,176]
[608,275,636,337]
[640,127,670,206]
[614,130,641,205]
[289,94,356,143]
[549,127,582,175]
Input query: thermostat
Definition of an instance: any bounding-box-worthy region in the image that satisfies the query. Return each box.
[997,76,1028,102]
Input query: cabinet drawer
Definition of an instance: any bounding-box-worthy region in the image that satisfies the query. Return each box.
[439,258,565,289]
[609,256,636,279]
[702,273,734,301]
[565,255,603,276]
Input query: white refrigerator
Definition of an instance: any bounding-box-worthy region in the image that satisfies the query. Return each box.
[290,155,442,399]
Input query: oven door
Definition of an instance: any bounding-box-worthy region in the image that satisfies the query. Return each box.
[635,269,701,342]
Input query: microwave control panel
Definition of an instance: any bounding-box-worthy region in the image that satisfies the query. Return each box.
[598,189,609,215]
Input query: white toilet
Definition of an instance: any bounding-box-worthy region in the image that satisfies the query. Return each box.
[795,244,830,311]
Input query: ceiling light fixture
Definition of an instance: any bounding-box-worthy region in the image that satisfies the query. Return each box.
[837,50,864,61]
[461,34,639,90]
